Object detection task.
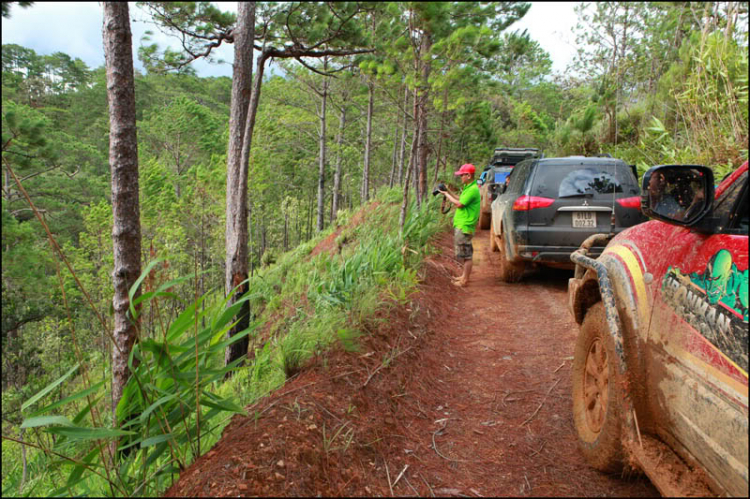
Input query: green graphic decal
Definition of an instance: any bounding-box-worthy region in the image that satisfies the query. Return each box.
[661,249,748,373]
[688,249,748,321]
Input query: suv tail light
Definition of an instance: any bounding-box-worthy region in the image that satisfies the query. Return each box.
[512,195,555,211]
[616,196,641,209]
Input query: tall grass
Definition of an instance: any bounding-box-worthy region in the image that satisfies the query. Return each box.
[4,192,450,497]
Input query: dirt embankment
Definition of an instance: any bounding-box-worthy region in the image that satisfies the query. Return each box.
[165,227,657,497]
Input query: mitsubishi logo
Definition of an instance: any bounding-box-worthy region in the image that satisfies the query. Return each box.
[582,199,589,207]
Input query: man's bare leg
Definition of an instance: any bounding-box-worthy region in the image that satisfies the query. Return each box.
[453,259,472,286]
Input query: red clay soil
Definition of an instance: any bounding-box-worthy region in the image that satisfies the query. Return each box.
[165,226,658,497]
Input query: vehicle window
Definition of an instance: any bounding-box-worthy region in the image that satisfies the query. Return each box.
[735,194,748,233]
[715,171,748,232]
[492,166,513,185]
[531,163,639,198]
[508,161,530,193]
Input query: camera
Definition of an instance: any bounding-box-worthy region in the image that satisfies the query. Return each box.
[432,183,447,196]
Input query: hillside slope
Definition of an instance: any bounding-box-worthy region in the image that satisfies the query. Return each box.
[165,227,657,497]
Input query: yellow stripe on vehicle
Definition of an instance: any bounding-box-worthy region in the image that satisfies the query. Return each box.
[604,244,649,329]
[676,347,749,406]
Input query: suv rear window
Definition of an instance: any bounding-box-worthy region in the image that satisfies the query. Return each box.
[531,163,639,198]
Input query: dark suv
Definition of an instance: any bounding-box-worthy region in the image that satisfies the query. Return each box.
[489,156,644,282]
[478,147,541,229]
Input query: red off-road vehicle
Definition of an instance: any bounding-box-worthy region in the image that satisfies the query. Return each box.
[568,161,748,496]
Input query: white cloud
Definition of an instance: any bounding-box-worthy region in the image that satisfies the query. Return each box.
[508,1,581,75]
[2,2,582,78]
[2,1,235,77]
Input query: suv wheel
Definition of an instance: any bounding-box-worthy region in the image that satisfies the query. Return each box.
[497,229,524,283]
[479,208,491,230]
[572,302,624,472]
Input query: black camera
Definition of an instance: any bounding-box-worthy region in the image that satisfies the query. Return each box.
[432,183,447,196]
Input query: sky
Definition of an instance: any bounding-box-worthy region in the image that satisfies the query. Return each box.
[2,2,581,78]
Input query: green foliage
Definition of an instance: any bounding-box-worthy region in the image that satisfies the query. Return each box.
[11,265,252,497]
[2,2,748,494]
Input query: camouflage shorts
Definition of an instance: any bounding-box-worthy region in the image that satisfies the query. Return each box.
[454,228,474,261]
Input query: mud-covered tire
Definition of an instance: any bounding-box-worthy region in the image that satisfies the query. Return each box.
[479,208,490,230]
[572,301,624,473]
[497,229,524,283]
[489,223,498,252]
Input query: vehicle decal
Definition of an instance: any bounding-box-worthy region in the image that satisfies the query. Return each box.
[604,244,649,328]
[616,239,649,276]
[682,333,749,398]
[661,249,749,376]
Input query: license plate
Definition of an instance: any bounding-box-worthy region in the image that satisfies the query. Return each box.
[572,211,596,228]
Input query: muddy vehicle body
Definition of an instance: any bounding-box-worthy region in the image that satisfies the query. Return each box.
[489,156,643,283]
[568,161,749,496]
[478,147,541,229]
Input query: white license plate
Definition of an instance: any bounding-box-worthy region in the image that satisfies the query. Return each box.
[572,211,596,228]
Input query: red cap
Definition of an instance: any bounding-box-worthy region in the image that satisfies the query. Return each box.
[454,163,476,176]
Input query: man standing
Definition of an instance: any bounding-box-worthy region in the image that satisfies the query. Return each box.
[439,163,480,287]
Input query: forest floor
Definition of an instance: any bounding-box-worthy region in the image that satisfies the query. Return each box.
[164,222,659,497]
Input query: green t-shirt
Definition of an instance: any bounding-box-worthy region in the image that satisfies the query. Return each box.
[453,180,480,234]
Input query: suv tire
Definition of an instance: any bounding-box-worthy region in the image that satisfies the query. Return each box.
[572,302,624,473]
[497,229,524,283]
[489,223,499,252]
[479,208,491,230]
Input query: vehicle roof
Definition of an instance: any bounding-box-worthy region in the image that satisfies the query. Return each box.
[533,156,629,167]
[715,160,748,198]
[493,147,540,153]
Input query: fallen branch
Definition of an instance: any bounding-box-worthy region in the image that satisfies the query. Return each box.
[553,361,565,373]
[419,472,435,498]
[393,464,409,488]
[385,459,393,497]
[431,421,466,463]
[529,440,546,457]
[404,475,420,496]
[363,346,413,387]
[519,378,560,427]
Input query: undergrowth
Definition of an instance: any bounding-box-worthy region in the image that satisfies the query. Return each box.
[2,190,451,497]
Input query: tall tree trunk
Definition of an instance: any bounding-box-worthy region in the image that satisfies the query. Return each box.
[224,2,255,370]
[409,88,420,209]
[331,104,346,221]
[388,125,398,188]
[361,79,374,203]
[316,65,329,232]
[398,132,416,237]
[102,1,141,422]
[416,32,432,205]
[283,210,289,251]
[432,107,446,186]
[397,86,409,185]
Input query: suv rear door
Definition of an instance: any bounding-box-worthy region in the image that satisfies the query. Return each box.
[524,159,641,250]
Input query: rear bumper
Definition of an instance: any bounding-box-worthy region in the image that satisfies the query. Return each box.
[516,245,605,266]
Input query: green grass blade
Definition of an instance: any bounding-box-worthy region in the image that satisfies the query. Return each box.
[20,415,74,429]
[46,426,135,440]
[29,380,104,417]
[22,363,79,412]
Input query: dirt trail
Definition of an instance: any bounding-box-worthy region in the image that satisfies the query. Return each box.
[165,227,658,497]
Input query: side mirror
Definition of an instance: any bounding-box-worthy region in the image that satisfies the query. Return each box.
[641,165,714,229]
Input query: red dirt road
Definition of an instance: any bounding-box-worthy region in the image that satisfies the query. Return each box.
[165,226,658,497]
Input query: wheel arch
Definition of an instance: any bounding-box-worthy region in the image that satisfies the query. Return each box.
[570,249,655,435]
